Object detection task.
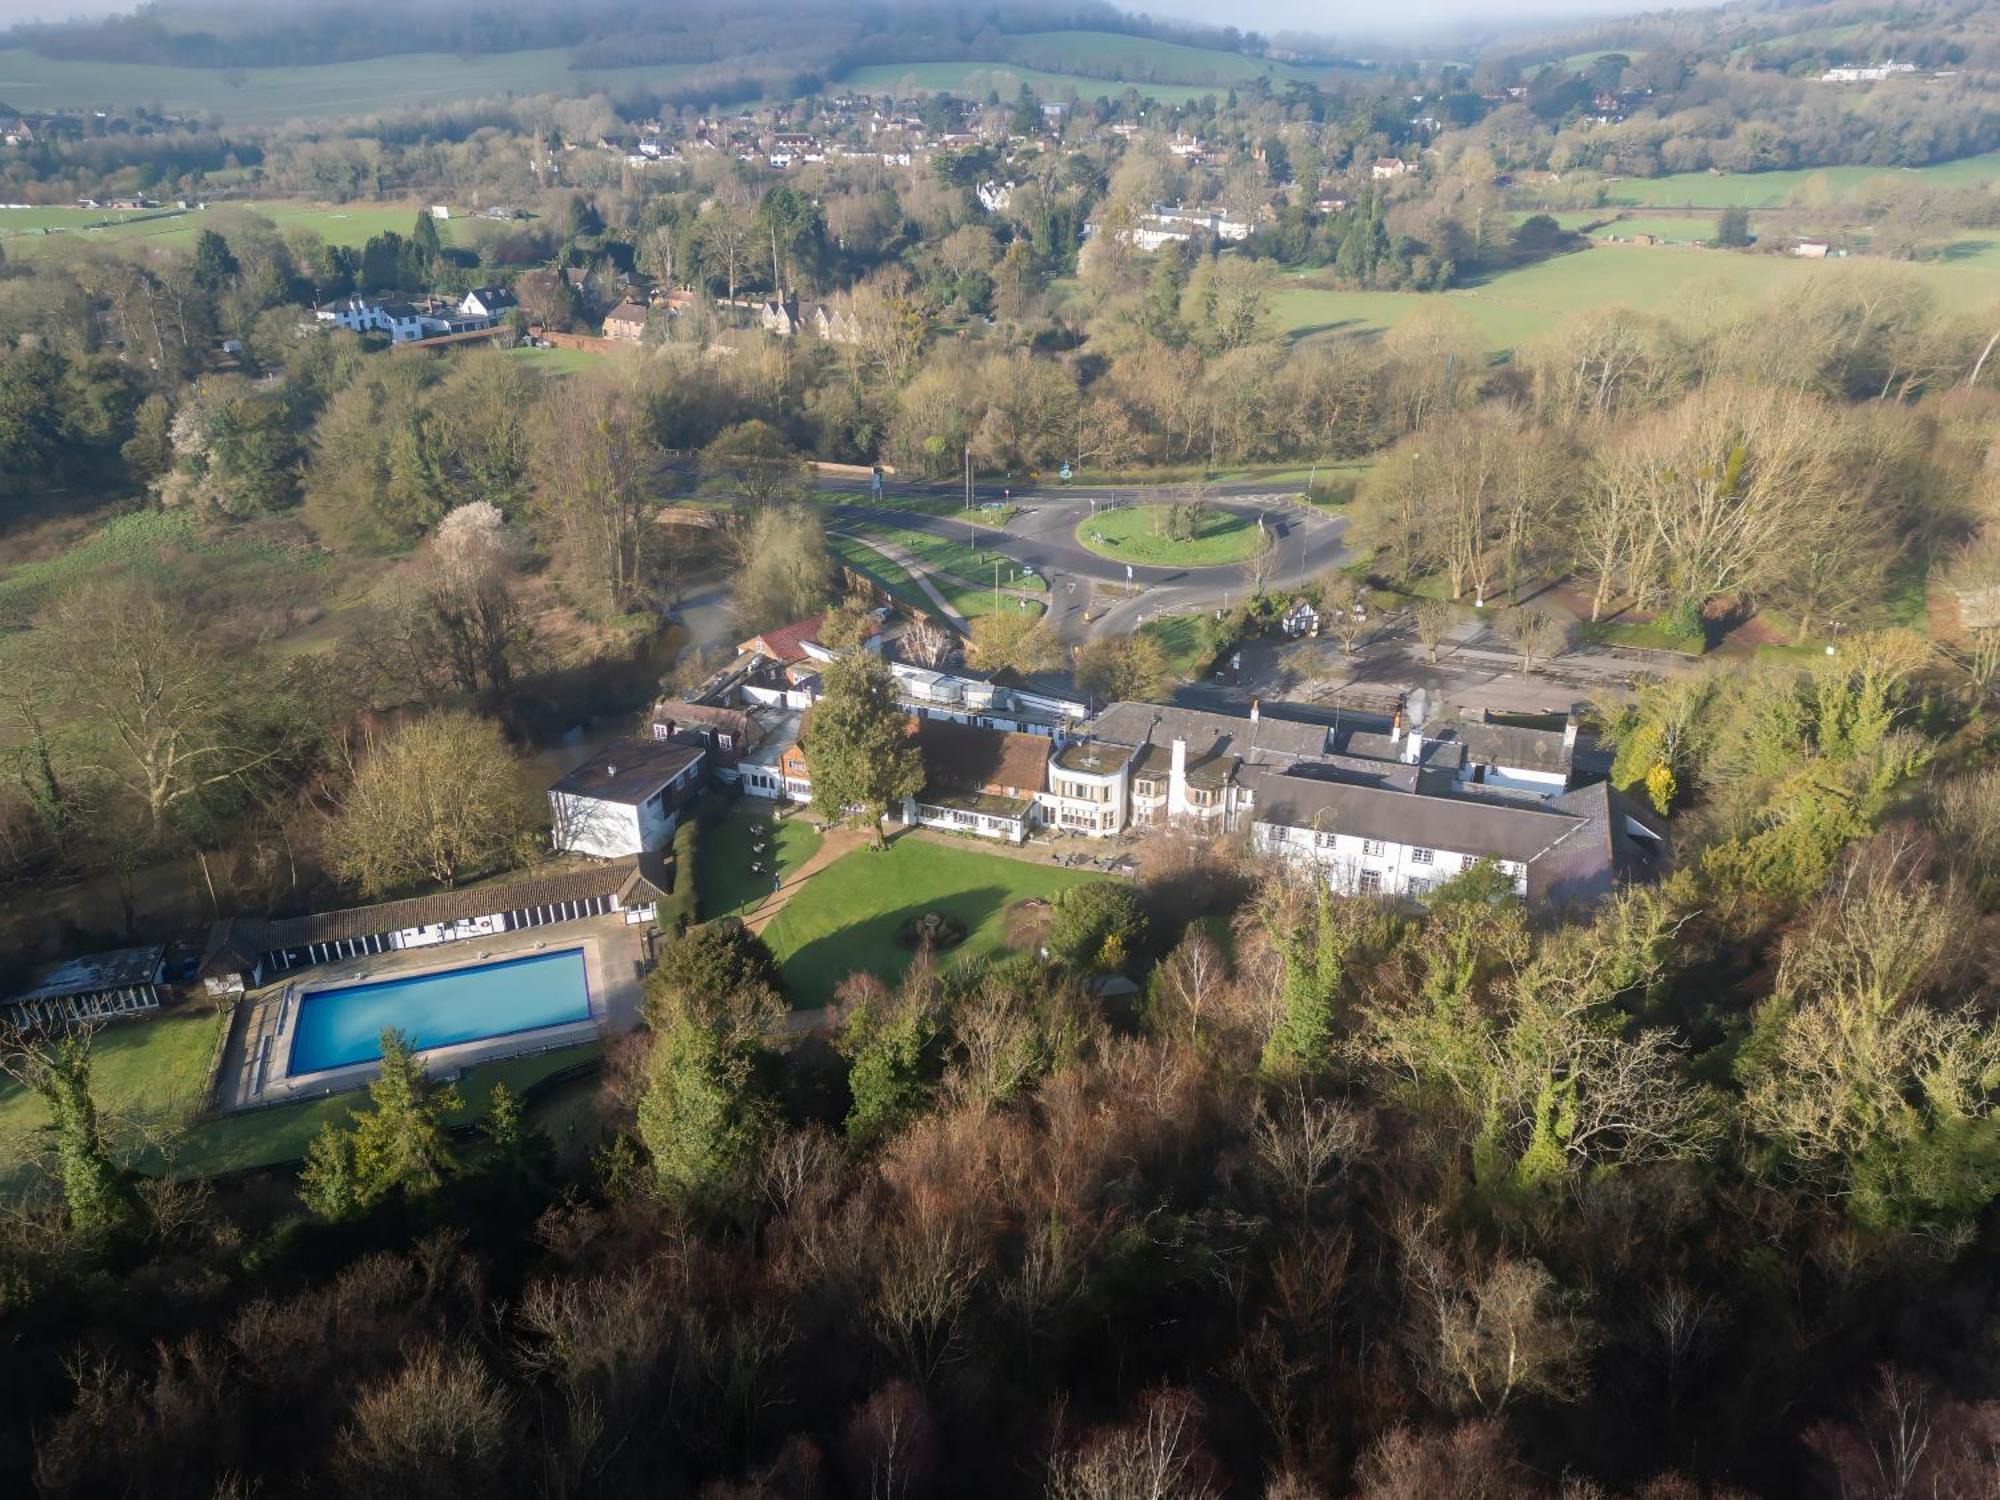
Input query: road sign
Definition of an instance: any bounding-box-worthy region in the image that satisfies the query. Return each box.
[1126,564,1134,581]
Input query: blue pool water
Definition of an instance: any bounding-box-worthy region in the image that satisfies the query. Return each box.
[288,948,592,1075]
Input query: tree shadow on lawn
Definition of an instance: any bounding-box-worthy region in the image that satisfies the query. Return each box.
[774,885,1015,1011]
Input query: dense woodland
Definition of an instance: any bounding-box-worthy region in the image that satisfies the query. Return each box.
[6,0,2000,1493]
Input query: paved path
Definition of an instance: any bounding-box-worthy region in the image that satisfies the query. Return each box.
[832,529,971,631]
[743,823,869,935]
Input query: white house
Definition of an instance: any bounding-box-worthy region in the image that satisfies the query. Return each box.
[316,295,502,344]
[548,737,707,858]
[459,285,517,318]
[1282,599,1319,638]
[1371,157,1412,180]
[976,180,1015,213]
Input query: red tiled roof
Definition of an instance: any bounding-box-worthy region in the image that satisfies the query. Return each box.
[743,613,826,664]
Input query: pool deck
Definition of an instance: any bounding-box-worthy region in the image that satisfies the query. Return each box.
[212,915,647,1112]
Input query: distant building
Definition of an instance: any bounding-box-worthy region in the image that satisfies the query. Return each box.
[1820,60,1916,82]
[1370,156,1412,180]
[458,285,516,318]
[1792,237,1832,259]
[603,299,651,342]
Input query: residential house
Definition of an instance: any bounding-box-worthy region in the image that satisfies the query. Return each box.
[1791,237,1832,259]
[976,180,1015,213]
[904,720,1050,843]
[1370,157,1412,180]
[738,708,808,800]
[4,944,166,1028]
[548,736,708,858]
[737,612,883,690]
[760,293,803,337]
[459,285,517,318]
[316,294,499,344]
[1820,61,1916,82]
[812,303,862,344]
[1125,204,1252,252]
[603,300,651,342]
[1281,599,1319,638]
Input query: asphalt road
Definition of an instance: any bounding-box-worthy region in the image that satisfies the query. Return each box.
[823,481,1348,642]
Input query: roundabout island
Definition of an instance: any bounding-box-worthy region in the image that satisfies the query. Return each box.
[1075,503,1272,568]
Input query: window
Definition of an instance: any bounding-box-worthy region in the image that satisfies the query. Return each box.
[1462,854,1479,871]
[1362,839,1386,857]
[717,733,734,750]
[1315,830,1338,849]
[1134,779,1159,797]
[1411,847,1435,865]
[1358,870,1382,894]
[1407,877,1430,898]
[1188,788,1216,808]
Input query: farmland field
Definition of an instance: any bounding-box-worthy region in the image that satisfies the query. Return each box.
[836,59,1228,104]
[0,46,707,125]
[1604,150,2000,209]
[0,198,474,258]
[1275,240,2000,353]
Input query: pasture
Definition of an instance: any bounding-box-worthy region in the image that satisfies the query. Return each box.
[0,198,472,258]
[836,60,1227,105]
[1275,239,2000,353]
[0,46,708,126]
[1603,150,2000,209]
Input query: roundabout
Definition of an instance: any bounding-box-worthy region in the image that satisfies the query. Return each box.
[1075,503,1271,568]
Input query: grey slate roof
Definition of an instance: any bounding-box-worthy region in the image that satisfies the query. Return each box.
[550,736,704,805]
[1087,701,1328,766]
[1245,768,1579,864]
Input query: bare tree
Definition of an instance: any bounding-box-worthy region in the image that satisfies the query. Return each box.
[1157,928,1228,1046]
[1321,575,1371,657]
[1251,1087,1369,1221]
[1048,1387,1220,1500]
[1414,599,1455,664]
[901,618,957,669]
[1494,605,1569,673]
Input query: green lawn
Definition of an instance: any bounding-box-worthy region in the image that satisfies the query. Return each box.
[1077,505,1270,567]
[761,837,1108,1008]
[836,60,1227,105]
[841,519,1048,591]
[507,345,607,376]
[156,1043,603,1178]
[1140,614,1219,676]
[696,803,823,923]
[0,1006,224,1183]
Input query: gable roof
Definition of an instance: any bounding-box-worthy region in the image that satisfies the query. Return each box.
[549,736,704,804]
[1245,767,1580,865]
[741,613,827,665]
[913,719,1049,796]
[604,299,650,325]
[650,699,756,744]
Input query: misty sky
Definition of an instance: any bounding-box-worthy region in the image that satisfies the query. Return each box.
[0,0,1701,37]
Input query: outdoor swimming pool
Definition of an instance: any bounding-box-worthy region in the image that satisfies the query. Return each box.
[288,948,592,1075]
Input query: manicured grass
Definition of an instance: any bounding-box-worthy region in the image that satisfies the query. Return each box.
[836,60,1225,105]
[1578,618,1706,655]
[1140,614,1219,676]
[761,837,1107,1008]
[157,1042,603,1178]
[830,534,934,613]
[697,803,823,923]
[842,519,1048,591]
[0,1006,225,1183]
[507,345,607,376]
[0,46,707,125]
[1077,505,1270,567]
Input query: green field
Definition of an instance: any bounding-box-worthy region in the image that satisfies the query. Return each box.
[1605,150,2000,209]
[836,60,1225,105]
[0,46,706,126]
[1274,240,2000,353]
[697,802,822,923]
[507,345,608,376]
[1078,504,1269,566]
[0,1007,223,1184]
[1139,614,1218,675]
[991,30,1323,88]
[0,198,473,259]
[762,836,1107,1008]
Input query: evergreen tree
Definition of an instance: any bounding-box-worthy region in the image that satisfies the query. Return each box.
[410,210,443,276]
[299,1120,360,1219]
[841,1003,940,1145]
[1262,888,1348,1075]
[191,228,240,295]
[803,653,923,845]
[636,1014,771,1217]
[348,1029,461,1204]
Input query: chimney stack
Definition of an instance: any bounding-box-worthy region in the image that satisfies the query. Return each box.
[1249,697,1260,725]
[1563,711,1579,750]
[1169,737,1189,819]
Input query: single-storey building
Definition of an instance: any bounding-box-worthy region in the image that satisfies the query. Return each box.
[549,737,707,858]
[197,859,668,991]
[3,944,167,1028]
[904,720,1050,844]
